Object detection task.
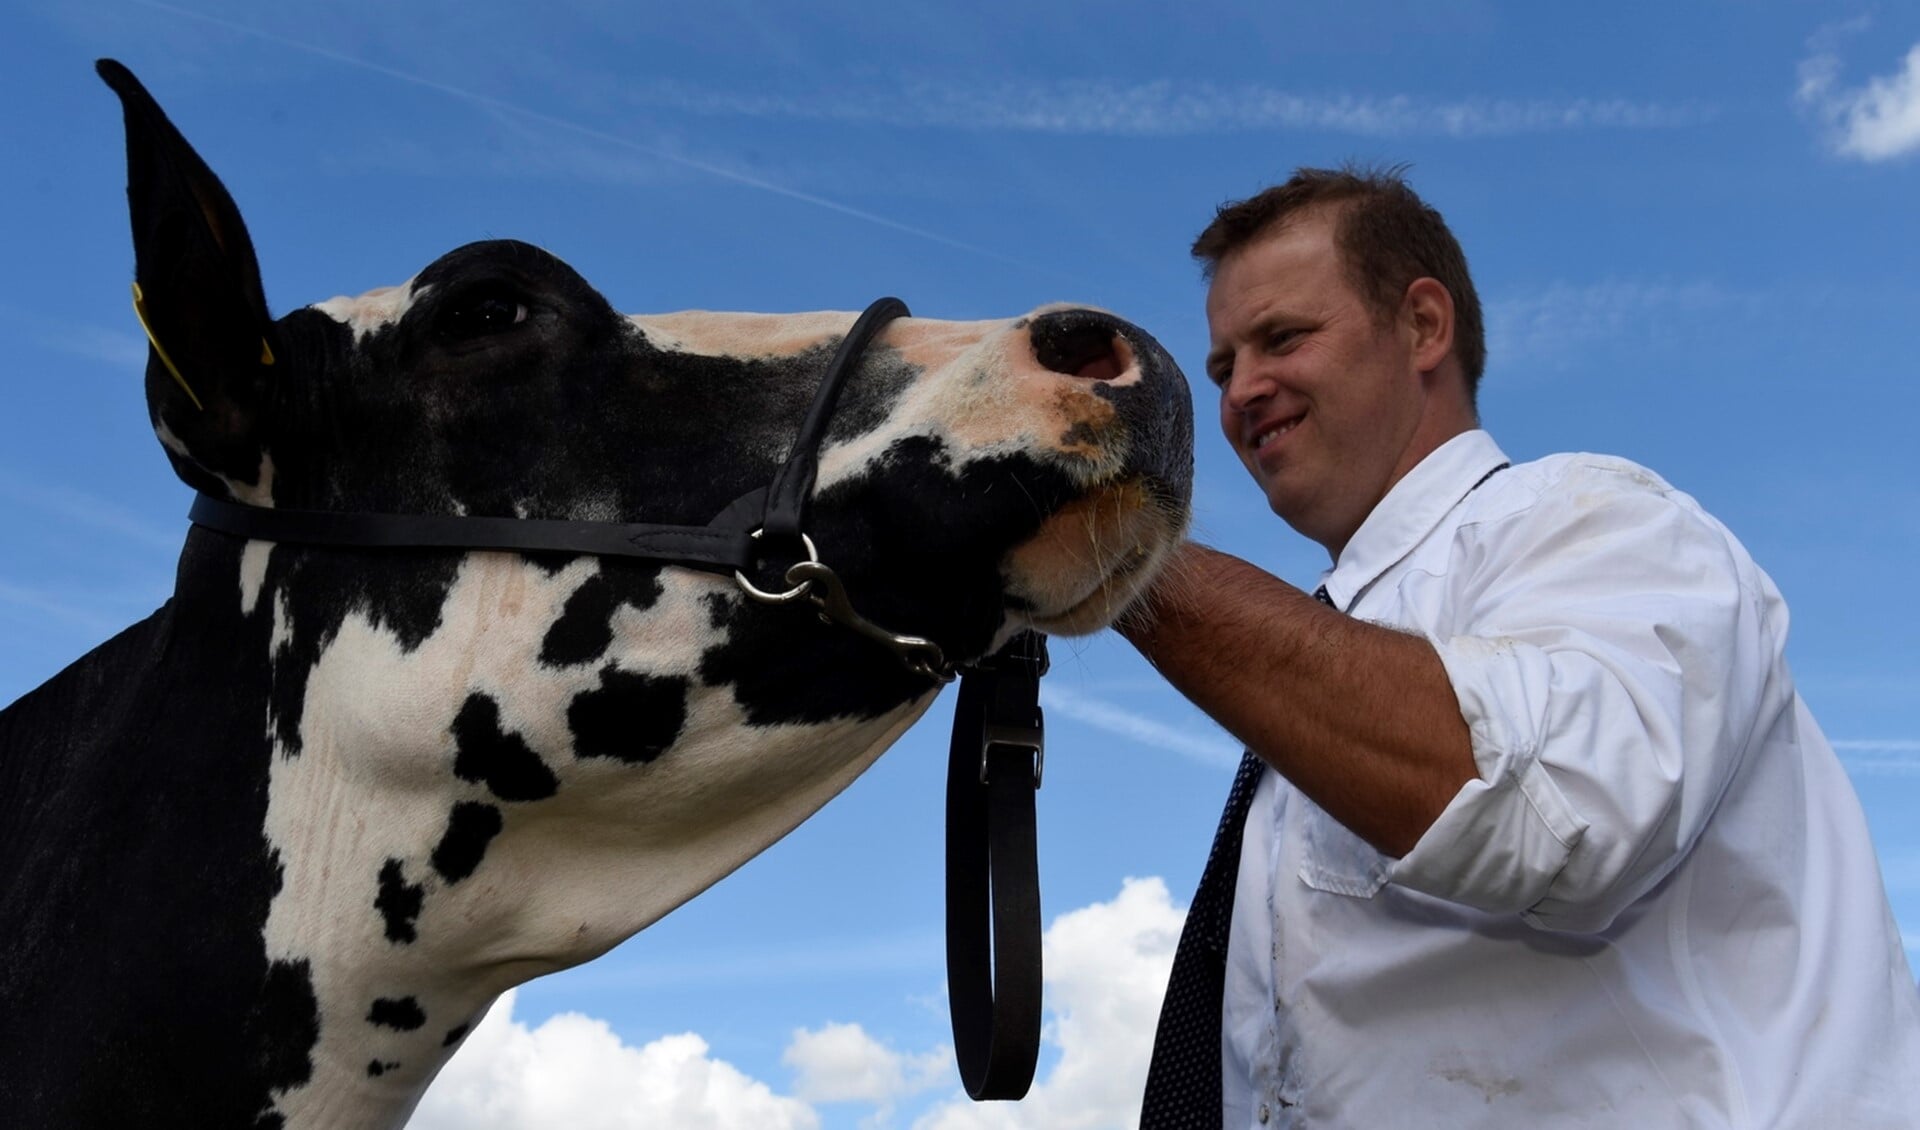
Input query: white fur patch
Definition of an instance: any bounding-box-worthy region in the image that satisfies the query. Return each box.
[239,541,274,616]
[313,279,429,341]
[813,316,1128,494]
[153,417,192,461]
[626,310,852,359]
[215,450,278,508]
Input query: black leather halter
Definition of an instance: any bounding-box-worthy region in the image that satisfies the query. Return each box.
[185,295,1046,1100]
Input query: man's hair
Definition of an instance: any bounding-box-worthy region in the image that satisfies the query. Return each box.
[1191,165,1486,396]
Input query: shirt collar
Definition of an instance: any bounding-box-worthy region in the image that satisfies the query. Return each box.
[1319,429,1509,612]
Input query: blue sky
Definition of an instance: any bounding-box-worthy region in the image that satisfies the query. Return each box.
[4,2,1918,1126]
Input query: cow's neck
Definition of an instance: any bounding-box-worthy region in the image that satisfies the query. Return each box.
[0,532,298,1125]
[237,537,937,1125]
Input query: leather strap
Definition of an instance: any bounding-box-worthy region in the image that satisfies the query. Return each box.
[187,298,914,577]
[946,630,1048,1099]
[189,494,757,573]
[761,296,909,544]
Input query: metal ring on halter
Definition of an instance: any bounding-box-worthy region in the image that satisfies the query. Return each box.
[734,529,820,603]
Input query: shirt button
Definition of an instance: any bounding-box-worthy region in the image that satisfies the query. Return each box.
[1258,1103,1271,1124]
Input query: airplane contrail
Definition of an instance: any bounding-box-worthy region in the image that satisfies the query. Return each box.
[127,0,1058,277]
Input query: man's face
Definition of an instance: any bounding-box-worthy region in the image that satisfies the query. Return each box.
[1205,211,1428,557]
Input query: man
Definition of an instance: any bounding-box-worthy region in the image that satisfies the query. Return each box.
[1122,167,1920,1128]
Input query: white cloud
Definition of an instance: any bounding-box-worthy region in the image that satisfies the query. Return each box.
[1835,740,1920,777]
[622,78,1713,140]
[1483,279,1769,372]
[784,1021,950,1123]
[1834,739,1920,751]
[1795,23,1920,161]
[0,471,182,553]
[129,0,1037,272]
[407,880,1188,1130]
[0,302,150,371]
[1043,684,1241,767]
[408,990,819,1130]
[909,876,1184,1130]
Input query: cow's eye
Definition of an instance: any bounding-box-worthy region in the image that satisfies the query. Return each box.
[438,287,529,341]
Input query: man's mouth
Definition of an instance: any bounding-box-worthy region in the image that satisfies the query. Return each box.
[1251,413,1305,453]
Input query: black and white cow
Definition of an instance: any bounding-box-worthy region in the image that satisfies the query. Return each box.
[0,62,1193,1128]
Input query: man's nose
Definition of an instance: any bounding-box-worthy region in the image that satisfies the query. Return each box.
[1222,355,1273,414]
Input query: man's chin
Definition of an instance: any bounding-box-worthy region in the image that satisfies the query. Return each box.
[1258,479,1307,525]
[1261,486,1343,555]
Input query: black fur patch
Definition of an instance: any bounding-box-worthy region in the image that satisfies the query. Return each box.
[540,573,617,666]
[366,997,427,1031]
[443,1023,471,1048]
[702,591,733,631]
[522,551,582,576]
[431,802,502,883]
[820,344,918,446]
[567,668,689,763]
[375,859,425,944]
[255,960,319,1094]
[451,694,559,802]
[366,1060,400,1078]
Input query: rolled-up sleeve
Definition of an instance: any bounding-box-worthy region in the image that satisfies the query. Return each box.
[1385,464,1774,935]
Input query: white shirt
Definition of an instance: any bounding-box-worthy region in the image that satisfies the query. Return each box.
[1223,430,1920,1129]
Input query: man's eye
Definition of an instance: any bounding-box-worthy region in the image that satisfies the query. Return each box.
[438,288,529,341]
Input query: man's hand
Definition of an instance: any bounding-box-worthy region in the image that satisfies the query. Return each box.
[1116,541,1478,857]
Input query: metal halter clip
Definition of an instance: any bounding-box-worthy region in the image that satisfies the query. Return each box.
[784,561,955,684]
[732,530,954,683]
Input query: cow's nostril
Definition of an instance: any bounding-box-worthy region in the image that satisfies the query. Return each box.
[1032,317,1132,382]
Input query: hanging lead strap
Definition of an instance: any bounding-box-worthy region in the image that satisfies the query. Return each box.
[946,629,1048,1100]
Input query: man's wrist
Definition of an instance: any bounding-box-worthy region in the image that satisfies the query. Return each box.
[1114,540,1208,647]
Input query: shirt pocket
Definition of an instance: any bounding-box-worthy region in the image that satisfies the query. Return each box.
[1296,801,1390,898]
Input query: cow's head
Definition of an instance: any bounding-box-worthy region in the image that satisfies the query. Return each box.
[98,59,1192,1121]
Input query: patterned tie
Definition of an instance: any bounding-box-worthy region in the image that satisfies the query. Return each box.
[1139,586,1335,1128]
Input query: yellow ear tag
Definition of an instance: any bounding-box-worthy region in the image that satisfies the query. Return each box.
[130,281,206,412]
[260,337,275,366]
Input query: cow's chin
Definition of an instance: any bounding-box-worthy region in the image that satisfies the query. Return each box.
[1003,479,1186,637]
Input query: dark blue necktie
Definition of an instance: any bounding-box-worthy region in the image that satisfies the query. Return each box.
[1138,586,1336,1128]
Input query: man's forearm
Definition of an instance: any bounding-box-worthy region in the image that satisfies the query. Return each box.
[1116,542,1478,857]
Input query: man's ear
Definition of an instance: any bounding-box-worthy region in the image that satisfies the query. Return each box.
[97,58,278,494]
[1402,277,1456,377]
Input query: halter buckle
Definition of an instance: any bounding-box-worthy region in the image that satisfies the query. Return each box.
[980,721,1045,788]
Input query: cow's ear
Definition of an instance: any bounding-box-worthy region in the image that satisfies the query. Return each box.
[98,59,277,493]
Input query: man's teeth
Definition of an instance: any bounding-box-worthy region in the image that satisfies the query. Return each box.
[1256,419,1299,447]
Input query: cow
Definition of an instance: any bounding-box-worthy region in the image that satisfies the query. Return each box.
[0,61,1194,1128]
